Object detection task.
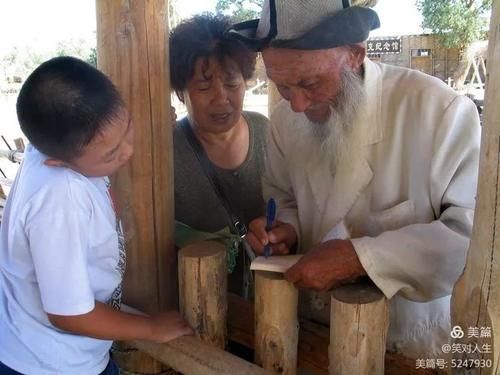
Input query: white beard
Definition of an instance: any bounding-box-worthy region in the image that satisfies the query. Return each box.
[292,68,367,176]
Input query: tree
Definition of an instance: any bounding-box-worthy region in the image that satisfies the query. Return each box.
[86,47,97,67]
[169,0,181,29]
[215,0,263,22]
[416,0,491,51]
[1,47,19,80]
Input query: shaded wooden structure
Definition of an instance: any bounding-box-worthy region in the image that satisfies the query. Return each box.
[93,0,500,374]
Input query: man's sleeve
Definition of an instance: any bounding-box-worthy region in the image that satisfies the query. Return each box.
[262,104,301,238]
[352,95,480,302]
[25,177,95,315]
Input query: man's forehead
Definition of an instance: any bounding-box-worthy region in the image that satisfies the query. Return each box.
[263,48,338,81]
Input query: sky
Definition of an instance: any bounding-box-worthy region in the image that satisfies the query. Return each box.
[0,0,423,57]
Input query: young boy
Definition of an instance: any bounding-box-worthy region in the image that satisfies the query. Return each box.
[0,56,193,375]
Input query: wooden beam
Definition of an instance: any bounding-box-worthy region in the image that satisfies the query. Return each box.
[130,336,269,375]
[227,293,444,375]
[96,0,175,313]
[451,3,500,373]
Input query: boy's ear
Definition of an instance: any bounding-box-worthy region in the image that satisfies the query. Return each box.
[44,158,67,168]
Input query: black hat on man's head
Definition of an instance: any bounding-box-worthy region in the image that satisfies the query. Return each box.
[226,0,380,51]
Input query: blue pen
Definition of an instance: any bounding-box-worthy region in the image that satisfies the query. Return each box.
[263,198,276,259]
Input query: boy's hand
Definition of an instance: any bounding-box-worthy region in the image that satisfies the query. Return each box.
[246,217,297,256]
[48,302,193,343]
[149,311,194,343]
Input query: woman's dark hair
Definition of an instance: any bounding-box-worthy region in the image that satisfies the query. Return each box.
[169,13,257,94]
[16,56,124,161]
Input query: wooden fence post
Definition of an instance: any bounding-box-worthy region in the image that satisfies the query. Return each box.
[329,283,389,375]
[178,240,227,348]
[255,271,299,375]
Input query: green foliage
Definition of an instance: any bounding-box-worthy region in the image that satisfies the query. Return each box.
[215,0,263,22]
[1,37,97,83]
[86,47,97,67]
[416,0,492,50]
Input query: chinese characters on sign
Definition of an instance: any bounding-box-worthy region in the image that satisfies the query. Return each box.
[367,37,402,56]
[415,326,493,370]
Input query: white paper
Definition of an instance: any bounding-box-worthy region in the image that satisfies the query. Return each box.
[250,254,303,273]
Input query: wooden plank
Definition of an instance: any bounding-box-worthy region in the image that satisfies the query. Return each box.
[451,3,500,374]
[130,336,269,375]
[96,0,175,314]
[227,293,444,375]
[112,342,164,374]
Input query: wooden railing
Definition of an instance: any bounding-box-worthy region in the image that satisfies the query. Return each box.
[172,241,445,375]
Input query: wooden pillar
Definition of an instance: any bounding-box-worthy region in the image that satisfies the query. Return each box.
[451,3,499,373]
[255,271,299,375]
[178,241,227,348]
[329,283,389,375]
[96,1,174,373]
[96,0,175,315]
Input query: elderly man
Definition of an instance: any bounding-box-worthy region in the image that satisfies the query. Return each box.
[228,0,480,358]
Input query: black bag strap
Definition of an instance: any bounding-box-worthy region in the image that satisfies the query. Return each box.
[180,117,248,238]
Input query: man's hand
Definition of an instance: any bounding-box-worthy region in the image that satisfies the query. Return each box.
[285,239,366,291]
[246,217,297,256]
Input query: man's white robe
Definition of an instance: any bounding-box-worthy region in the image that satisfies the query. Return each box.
[264,58,481,357]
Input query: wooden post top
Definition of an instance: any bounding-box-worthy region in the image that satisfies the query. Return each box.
[332,282,385,304]
[178,240,225,258]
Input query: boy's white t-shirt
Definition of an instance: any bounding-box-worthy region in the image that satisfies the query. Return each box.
[0,145,126,375]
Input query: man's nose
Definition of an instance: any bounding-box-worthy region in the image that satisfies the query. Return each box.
[289,89,311,113]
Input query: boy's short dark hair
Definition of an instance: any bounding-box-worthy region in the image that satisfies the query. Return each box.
[16,56,124,161]
[169,13,257,94]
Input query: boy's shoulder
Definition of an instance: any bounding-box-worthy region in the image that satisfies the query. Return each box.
[27,146,101,188]
[10,146,108,217]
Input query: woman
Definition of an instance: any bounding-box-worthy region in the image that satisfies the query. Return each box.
[170,14,268,296]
